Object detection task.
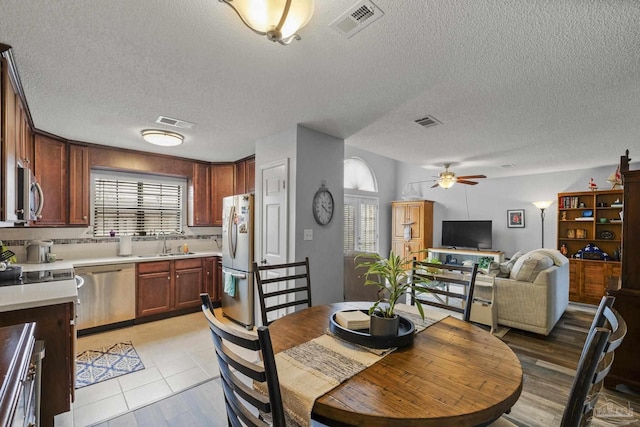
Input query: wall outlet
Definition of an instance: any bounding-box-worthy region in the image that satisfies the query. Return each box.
[304,229,313,241]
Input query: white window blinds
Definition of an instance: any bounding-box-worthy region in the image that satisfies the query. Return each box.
[93,177,183,237]
[344,196,378,253]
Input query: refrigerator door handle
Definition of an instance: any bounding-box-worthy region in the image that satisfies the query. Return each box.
[228,204,237,258]
[222,269,247,279]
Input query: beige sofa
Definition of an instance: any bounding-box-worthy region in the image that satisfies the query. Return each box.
[475,248,569,336]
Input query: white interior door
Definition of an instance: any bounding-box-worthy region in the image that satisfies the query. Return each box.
[259,159,289,323]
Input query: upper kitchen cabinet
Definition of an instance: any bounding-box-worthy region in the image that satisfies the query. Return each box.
[34,134,67,225]
[190,161,212,226]
[234,156,255,195]
[69,144,90,225]
[212,164,234,225]
[1,46,34,223]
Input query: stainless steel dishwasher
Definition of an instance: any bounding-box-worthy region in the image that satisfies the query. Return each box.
[75,263,136,331]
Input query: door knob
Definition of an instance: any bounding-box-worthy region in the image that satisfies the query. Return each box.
[260,259,267,264]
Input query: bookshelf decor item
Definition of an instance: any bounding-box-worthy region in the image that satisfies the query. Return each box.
[507,209,525,228]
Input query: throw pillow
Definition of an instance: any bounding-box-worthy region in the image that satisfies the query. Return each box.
[490,251,523,278]
[510,251,555,282]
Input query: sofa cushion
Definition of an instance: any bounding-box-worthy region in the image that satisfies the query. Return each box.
[489,251,523,278]
[510,250,555,282]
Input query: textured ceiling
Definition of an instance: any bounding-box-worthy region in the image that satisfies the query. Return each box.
[1,1,639,178]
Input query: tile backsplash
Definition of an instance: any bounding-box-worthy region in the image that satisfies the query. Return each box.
[0,226,222,263]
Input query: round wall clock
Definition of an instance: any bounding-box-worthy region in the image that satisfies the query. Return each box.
[312,182,334,225]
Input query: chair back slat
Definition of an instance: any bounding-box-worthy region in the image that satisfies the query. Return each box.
[411,260,479,322]
[253,257,312,326]
[200,293,286,427]
[560,300,627,427]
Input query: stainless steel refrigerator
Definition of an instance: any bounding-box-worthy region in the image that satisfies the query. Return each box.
[221,193,254,329]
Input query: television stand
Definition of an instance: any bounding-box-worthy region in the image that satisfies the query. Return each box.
[428,248,505,264]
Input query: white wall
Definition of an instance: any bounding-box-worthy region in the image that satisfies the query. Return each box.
[395,163,626,257]
[255,125,344,305]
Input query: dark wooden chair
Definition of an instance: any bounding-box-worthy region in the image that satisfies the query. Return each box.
[200,293,286,427]
[252,257,312,326]
[491,295,627,427]
[410,260,479,321]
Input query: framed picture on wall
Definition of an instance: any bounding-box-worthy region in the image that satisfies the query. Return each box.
[507,209,525,228]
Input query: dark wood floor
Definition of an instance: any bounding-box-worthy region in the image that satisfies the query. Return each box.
[94,305,640,427]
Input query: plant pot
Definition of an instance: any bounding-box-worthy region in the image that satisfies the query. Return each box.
[369,313,400,337]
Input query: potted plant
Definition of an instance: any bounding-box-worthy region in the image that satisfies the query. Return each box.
[356,251,433,336]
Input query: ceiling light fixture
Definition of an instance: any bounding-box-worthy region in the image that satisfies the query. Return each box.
[218,0,314,45]
[141,129,184,147]
[437,174,456,189]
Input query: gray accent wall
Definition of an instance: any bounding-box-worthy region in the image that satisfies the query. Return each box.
[255,125,344,305]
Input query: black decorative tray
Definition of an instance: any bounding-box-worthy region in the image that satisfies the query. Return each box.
[329,310,415,349]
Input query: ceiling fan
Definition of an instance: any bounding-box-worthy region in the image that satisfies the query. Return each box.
[402,164,487,197]
[429,163,487,189]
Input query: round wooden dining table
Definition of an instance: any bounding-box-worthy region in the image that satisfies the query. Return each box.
[268,301,523,427]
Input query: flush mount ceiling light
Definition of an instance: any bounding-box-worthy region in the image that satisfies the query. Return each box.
[141,129,184,147]
[219,0,314,45]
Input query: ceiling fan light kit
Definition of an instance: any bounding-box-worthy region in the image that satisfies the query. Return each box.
[408,163,487,190]
[219,0,314,45]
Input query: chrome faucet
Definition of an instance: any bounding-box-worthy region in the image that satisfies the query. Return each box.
[157,231,171,254]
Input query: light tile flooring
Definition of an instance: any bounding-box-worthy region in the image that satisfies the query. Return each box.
[55,311,222,427]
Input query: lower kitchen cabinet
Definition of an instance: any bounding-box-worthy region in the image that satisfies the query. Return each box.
[204,256,222,304]
[136,259,204,318]
[0,302,74,427]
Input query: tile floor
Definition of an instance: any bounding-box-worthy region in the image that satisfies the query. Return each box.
[55,311,224,427]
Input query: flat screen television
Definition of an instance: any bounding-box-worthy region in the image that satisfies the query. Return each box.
[441,220,492,250]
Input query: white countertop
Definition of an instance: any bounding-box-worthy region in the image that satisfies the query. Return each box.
[1,251,222,313]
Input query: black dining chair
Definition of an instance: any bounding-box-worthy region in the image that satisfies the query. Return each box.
[253,257,312,326]
[200,293,286,427]
[410,260,479,322]
[490,296,627,427]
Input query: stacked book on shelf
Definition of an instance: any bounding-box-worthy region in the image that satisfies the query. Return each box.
[575,217,594,221]
[559,196,581,209]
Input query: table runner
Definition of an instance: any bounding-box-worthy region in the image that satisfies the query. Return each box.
[268,304,449,427]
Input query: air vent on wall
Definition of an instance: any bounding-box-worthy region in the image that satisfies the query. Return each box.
[414,115,441,129]
[156,116,195,129]
[329,1,384,39]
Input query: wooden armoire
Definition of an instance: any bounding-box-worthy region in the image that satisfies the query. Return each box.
[391,200,434,263]
[606,151,640,390]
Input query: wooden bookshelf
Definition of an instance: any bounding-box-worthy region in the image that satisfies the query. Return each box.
[558,189,623,304]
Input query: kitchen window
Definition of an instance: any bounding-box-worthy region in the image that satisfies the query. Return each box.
[92,171,185,237]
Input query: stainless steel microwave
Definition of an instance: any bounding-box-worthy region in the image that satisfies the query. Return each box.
[16,166,44,222]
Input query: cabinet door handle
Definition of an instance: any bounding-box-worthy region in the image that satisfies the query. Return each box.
[168,276,170,280]
[176,274,179,278]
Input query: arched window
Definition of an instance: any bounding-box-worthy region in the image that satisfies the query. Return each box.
[344,157,379,253]
[344,157,377,192]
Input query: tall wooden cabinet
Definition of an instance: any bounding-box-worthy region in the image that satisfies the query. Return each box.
[606,163,640,390]
[391,200,434,263]
[557,190,623,304]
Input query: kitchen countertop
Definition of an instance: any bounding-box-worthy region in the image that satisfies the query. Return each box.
[0,251,222,313]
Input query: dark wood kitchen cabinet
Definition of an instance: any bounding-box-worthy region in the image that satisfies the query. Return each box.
[234,155,255,194]
[1,48,33,223]
[212,164,234,226]
[0,303,75,427]
[204,256,222,304]
[69,144,90,225]
[191,161,212,226]
[136,258,204,318]
[34,134,67,225]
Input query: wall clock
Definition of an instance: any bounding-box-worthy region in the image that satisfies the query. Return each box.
[312,182,334,225]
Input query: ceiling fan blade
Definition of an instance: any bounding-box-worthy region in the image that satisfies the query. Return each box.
[430,183,440,188]
[457,179,479,185]
[457,175,486,180]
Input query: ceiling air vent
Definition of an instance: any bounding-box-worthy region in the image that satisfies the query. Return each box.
[329,1,384,39]
[414,115,441,129]
[156,116,195,129]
